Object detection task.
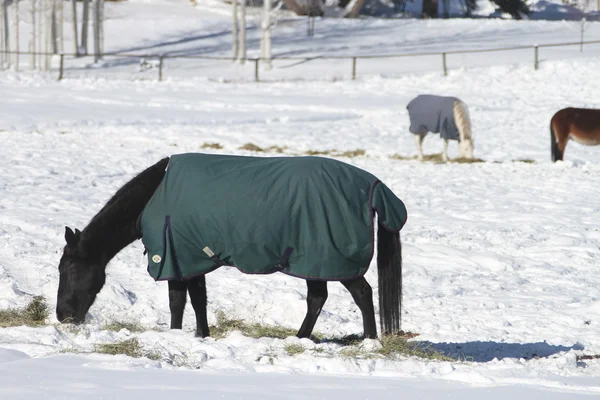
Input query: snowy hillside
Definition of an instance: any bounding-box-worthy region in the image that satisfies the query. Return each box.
[1,0,600,398]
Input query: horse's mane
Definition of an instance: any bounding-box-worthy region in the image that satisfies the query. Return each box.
[453,100,473,143]
[81,157,170,254]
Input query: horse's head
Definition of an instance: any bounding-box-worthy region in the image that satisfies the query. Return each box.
[56,227,106,324]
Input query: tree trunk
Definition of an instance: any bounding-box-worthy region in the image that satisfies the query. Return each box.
[0,0,6,68]
[57,0,62,52]
[14,0,19,70]
[98,0,103,58]
[38,0,43,66]
[261,0,271,70]
[81,0,89,55]
[71,0,78,55]
[45,0,51,69]
[232,0,238,60]
[30,0,35,69]
[239,0,246,64]
[2,0,11,67]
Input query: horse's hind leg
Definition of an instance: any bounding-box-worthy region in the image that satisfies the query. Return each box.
[187,275,210,338]
[297,280,328,339]
[550,112,570,162]
[168,280,187,330]
[341,277,377,339]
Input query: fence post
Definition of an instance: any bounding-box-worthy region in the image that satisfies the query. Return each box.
[158,56,164,81]
[442,52,447,76]
[58,54,64,81]
[254,58,259,82]
[534,46,539,70]
[352,57,357,80]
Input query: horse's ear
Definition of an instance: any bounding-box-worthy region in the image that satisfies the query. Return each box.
[65,227,81,246]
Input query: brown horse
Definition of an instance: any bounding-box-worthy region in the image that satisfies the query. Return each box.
[550,108,600,162]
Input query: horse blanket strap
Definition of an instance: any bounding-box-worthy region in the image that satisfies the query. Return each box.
[276,247,294,269]
[407,94,460,141]
[139,153,407,282]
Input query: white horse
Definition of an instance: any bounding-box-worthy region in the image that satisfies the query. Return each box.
[408,95,474,162]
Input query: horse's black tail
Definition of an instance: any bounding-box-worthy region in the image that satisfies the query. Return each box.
[377,225,402,336]
[550,121,559,162]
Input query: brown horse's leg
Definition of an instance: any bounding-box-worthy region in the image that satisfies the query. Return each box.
[550,110,570,162]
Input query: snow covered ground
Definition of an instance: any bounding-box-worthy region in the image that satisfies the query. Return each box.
[1,0,600,398]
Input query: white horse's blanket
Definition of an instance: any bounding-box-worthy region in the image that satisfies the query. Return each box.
[407,94,460,141]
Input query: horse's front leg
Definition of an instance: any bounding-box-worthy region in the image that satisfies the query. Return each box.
[414,133,425,161]
[187,275,210,338]
[297,280,328,339]
[442,139,449,162]
[168,280,187,330]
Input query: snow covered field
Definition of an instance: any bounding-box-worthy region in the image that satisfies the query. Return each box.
[1,0,600,398]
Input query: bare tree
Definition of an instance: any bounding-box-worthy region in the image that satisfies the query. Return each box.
[2,0,11,67]
[71,0,78,55]
[232,0,238,60]
[14,0,19,70]
[93,0,103,61]
[30,0,36,68]
[45,0,51,69]
[81,0,89,54]
[260,0,272,70]
[0,6,2,68]
[57,0,63,52]
[0,0,6,68]
[578,0,592,51]
[239,0,246,64]
[98,0,103,57]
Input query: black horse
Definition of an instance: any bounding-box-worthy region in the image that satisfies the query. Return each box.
[56,155,405,339]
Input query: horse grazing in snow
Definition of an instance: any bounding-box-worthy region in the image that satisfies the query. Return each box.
[550,107,600,162]
[55,153,407,340]
[407,94,474,162]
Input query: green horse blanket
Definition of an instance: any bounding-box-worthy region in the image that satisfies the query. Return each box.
[140,153,407,281]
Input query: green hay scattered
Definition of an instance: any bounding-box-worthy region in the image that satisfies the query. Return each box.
[211,311,303,340]
[95,338,161,361]
[103,320,146,333]
[337,149,366,158]
[377,334,453,361]
[266,145,288,153]
[304,148,366,158]
[0,296,49,328]
[389,154,416,161]
[284,344,306,356]
[201,142,224,150]
[239,143,264,152]
[450,157,485,164]
[389,153,485,164]
[512,158,536,164]
[304,149,332,156]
